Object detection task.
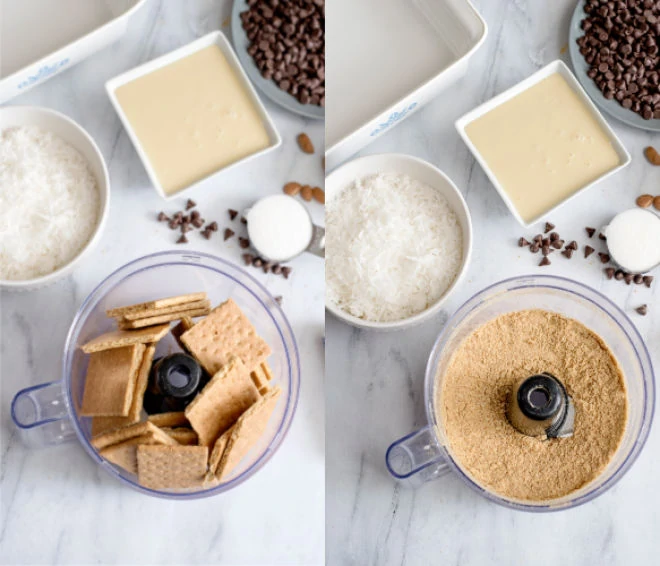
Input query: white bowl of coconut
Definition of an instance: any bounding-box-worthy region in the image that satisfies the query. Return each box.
[0,106,109,290]
[325,153,473,330]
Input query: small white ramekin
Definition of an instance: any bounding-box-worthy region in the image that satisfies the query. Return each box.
[0,106,110,290]
[325,153,473,331]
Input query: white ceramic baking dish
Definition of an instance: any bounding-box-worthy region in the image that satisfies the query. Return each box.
[106,30,282,200]
[0,0,146,103]
[325,0,487,170]
[455,60,632,228]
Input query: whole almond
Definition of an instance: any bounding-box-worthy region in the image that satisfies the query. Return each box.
[297,133,314,154]
[283,182,302,196]
[645,146,660,165]
[655,196,660,210]
[312,187,325,204]
[636,194,654,208]
[301,185,313,201]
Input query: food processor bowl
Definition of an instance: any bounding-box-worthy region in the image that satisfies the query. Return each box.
[11,251,300,499]
[386,275,654,511]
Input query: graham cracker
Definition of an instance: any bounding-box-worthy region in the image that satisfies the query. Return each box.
[91,421,172,451]
[99,430,177,474]
[216,387,282,480]
[147,412,188,428]
[184,356,260,446]
[120,300,211,321]
[180,299,271,374]
[261,362,274,382]
[80,344,145,417]
[207,426,233,477]
[163,428,198,445]
[81,324,169,354]
[106,293,207,318]
[118,307,211,330]
[137,445,208,490]
[90,344,156,435]
[172,316,196,351]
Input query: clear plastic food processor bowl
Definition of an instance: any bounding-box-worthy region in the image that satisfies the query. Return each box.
[386,275,654,512]
[11,251,300,499]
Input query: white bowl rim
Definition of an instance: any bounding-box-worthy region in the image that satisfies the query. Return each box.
[325,152,473,330]
[0,105,110,288]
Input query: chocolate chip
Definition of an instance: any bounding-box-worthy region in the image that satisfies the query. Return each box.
[192,218,204,228]
[625,273,633,285]
[241,217,248,225]
[643,275,654,287]
[584,245,595,258]
[542,238,551,247]
[201,229,212,240]
[274,295,283,306]
[566,241,578,251]
[634,274,644,284]
[262,261,272,273]
[539,257,551,266]
[253,257,263,268]
[272,264,282,275]
[176,235,188,244]
[533,234,543,244]
[542,245,552,256]
[551,239,564,249]
[181,222,192,234]
[561,249,574,259]
[242,253,254,265]
[549,232,560,241]
[191,210,200,220]
[209,221,219,232]
[157,212,169,222]
[615,269,625,280]
[224,228,235,241]
[598,233,607,241]
[544,222,555,233]
[530,244,540,253]
[228,209,238,221]
[586,227,596,238]
[636,304,648,316]
[281,266,292,279]
[238,237,250,249]
[605,267,615,279]
[598,252,610,263]
[186,199,196,210]
[168,219,179,230]
[518,237,530,247]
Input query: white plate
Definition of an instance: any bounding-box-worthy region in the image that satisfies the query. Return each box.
[455,60,631,228]
[106,30,282,201]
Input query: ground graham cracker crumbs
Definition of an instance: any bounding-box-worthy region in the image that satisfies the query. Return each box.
[438,310,627,502]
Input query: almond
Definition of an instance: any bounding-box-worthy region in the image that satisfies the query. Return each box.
[312,187,325,204]
[655,196,660,210]
[297,133,314,154]
[636,194,654,208]
[283,182,302,196]
[301,185,313,201]
[645,146,660,165]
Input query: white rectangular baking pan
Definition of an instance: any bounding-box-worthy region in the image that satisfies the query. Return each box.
[455,60,631,228]
[325,0,487,170]
[106,30,282,200]
[0,0,146,103]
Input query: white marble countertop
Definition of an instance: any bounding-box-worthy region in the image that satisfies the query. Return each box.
[326,1,660,565]
[0,1,324,565]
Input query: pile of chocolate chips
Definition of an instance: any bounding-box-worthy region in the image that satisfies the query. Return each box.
[577,0,660,120]
[157,200,219,244]
[241,0,325,106]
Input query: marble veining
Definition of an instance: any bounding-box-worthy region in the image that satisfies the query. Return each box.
[326,1,659,565]
[0,1,324,564]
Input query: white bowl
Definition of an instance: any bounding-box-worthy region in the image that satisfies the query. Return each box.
[0,106,110,290]
[325,153,473,330]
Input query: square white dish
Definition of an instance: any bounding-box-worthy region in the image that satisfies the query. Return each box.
[0,0,146,103]
[455,59,632,228]
[325,0,487,170]
[106,30,282,200]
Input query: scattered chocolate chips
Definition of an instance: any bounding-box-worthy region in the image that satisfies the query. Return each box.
[634,274,644,284]
[192,217,205,228]
[186,199,196,210]
[644,275,654,287]
[566,241,578,251]
[157,212,169,222]
[253,257,263,268]
[578,1,660,121]
[241,217,247,225]
[238,237,250,249]
[168,219,179,230]
[224,228,235,241]
[584,245,595,258]
[281,266,292,279]
[208,221,219,232]
[624,273,633,285]
[585,227,596,238]
[181,222,192,234]
[518,237,530,247]
[636,304,648,316]
[544,222,555,233]
[242,253,254,265]
[551,239,564,250]
[598,233,607,241]
[262,261,272,274]
[530,244,540,253]
[605,267,615,279]
[201,229,212,240]
[274,295,283,306]
[539,257,551,267]
[176,235,188,244]
[228,209,238,221]
[533,234,543,244]
[272,264,282,275]
[598,252,610,264]
[240,0,325,107]
[542,245,552,256]
[615,270,625,280]
[561,249,574,259]
[549,232,559,241]
[542,238,551,247]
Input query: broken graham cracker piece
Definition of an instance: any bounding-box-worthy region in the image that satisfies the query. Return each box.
[106,292,207,318]
[147,412,189,428]
[172,316,196,351]
[250,365,272,395]
[216,387,282,481]
[207,427,233,479]
[91,344,156,436]
[137,445,208,490]
[118,306,211,330]
[120,299,211,321]
[162,428,198,445]
[92,421,173,451]
[100,430,178,474]
[184,356,260,446]
[81,324,169,353]
[80,344,145,417]
[261,362,274,382]
[180,299,271,374]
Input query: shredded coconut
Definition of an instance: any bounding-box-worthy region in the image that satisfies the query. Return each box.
[326,173,463,322]
[0,126,100,280]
